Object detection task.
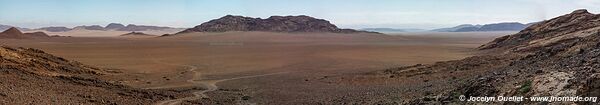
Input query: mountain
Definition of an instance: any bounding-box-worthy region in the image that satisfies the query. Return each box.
[73,25,105,30]
[177,15,376,34]
[393,9,600,104]
[0,27,26,39]
[430,24,482,32]
[0,45,178,104]
[360,28,426,33]
[432,22,529,32]
[476,22,527,31]
[105,23,126,30]
[117,24,172,31]
[37,26,72,32]
[0,24,30,32]
[0,27,50,39]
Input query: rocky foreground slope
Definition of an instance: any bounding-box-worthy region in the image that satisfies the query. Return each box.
[176,15,376,34]
[355,9,600,104]
[0,45,180,104]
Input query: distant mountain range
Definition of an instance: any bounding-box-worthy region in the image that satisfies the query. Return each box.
[0,24,31,32]
[359,28,426,33]
[60,23,179,32]
[431,22,536,32]
[0,23,181,32]
[0,27,52,39]
[360,22,535,33]
[2,21,538,34]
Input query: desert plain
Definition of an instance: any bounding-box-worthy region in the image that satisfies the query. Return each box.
[0,31,513,104]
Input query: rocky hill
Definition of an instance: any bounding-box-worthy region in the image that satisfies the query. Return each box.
[479,9,600,51]
[177,15,376,34]
[407,9,600,104]
[0,45,180,104]
[0,27,50,39]
[333,9,600,104]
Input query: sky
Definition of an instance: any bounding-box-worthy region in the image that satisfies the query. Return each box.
[0,0,599,29]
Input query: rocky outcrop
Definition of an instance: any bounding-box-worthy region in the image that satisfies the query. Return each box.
[177,15,376,34]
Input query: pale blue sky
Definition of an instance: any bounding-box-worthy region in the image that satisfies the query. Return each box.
[0,0,599,29]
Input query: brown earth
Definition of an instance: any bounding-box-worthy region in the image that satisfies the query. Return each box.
[0,31,508,104]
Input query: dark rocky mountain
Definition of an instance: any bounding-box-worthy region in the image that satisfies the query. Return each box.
[0,27,50,39]
[37,26,72,32]
[349,9,600,104]
[177,15,376,34]
[117,24,172,31]
[105,23,126,30]
[0,45,180,104]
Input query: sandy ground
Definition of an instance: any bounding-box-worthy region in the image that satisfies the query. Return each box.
[0,31,509,104]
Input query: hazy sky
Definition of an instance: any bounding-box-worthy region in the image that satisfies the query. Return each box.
[0,0,599,29]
